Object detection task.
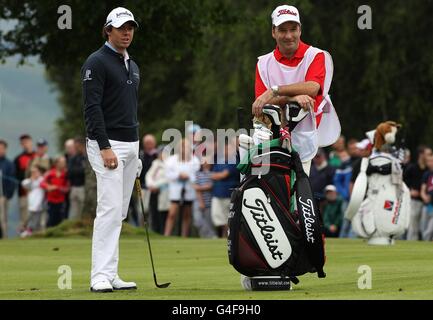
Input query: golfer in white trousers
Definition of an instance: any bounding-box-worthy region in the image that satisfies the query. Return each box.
[82,7,142,293]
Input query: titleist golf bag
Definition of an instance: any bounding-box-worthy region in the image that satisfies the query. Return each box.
[228,104,326,290]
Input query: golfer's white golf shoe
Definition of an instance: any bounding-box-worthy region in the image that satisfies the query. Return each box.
[111,275,137,290]
[90,280,113,293]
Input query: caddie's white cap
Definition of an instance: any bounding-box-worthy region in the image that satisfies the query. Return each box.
[271,5,301,27]
[105,7,139,28]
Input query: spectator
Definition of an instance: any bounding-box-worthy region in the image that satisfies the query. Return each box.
[28,139,52,229]
[64,139,77,162]
[186,124,202,152]
[193,156,216,238]
[211,140,239,238]
[420,154,433,241]
[341,139,373,238]
[67,137,87,221]
[137,134,158,227]
[27,139,52,177]
[0,139,16,239]
[14,134,36,232]
[347,138,361,160]
[145,145,170,234]
[64,138,77,218]
[402,148,411,170]
[329,136,346,168]
[310,148,335,204]
[41,156,69,227]
[20,165,46,237]
[322,185,344,237]
[404,145,432,240]
[164,139,200,237]
[333,139,352,209]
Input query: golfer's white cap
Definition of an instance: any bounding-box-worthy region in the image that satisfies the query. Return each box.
[271,5,301,27]
[105,7,138,28]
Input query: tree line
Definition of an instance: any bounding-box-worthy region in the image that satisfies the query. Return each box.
[1,0,433,154]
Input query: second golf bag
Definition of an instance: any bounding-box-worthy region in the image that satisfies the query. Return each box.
[345,121,411,245]
[228,104,326,290]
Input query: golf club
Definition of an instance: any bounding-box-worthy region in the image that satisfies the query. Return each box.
[135,178,171,289]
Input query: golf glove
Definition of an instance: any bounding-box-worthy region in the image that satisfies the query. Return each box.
[136,158,143,178]
[252,122,273,145]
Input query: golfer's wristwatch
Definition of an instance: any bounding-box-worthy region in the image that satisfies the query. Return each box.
[271,85,279,97]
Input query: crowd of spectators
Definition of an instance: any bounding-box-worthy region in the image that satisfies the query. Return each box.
[0,135,86,238]
[1,128,432,241]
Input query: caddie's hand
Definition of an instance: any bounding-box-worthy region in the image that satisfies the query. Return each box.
[292,95,315,111]
[252,89,273,116]
[101,148,118,170]
[136,158,143,177]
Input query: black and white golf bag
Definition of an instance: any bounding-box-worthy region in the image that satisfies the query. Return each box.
[346,152,410,245]
[228,104,326,291]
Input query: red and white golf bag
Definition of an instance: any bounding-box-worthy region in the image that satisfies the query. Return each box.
[346,152,410,245]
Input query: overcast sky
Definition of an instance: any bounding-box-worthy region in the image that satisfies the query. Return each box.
[0,17,62,159]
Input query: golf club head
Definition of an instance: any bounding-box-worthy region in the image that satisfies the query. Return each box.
[286,102,309,132]
[156,282,171,288]
[262,104,282,138]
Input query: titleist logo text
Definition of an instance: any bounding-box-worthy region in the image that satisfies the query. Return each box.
[243,198,283,260]
[298,197,316,243]
[277,9,297,17]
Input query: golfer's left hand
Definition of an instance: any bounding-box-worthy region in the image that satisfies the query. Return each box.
[136,159,143,178]
[252,89,273,116]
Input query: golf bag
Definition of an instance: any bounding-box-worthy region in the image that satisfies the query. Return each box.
[348,152,411,245]
[228,104,326,290]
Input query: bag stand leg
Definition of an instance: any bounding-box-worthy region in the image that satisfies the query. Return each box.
[367,237,395,245]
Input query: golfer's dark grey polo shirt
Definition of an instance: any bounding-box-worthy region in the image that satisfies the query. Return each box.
[81,43,140,150]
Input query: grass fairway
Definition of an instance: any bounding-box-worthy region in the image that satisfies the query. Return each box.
[0,235,433,300]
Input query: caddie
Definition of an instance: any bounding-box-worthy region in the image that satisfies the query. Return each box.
[252,4,340,174]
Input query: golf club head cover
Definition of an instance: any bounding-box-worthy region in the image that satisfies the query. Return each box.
[262,105,282,138]
[286,102,309,132]
[291,150,326,278]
